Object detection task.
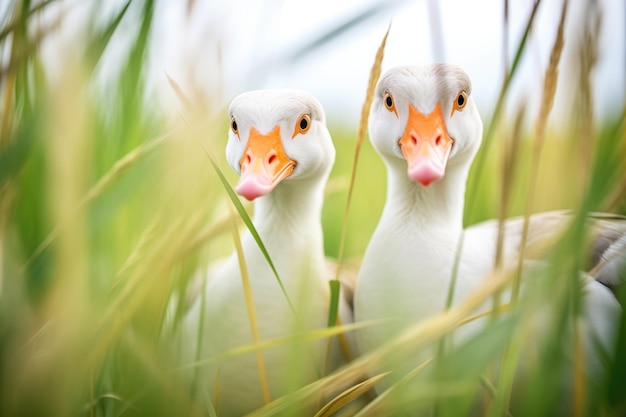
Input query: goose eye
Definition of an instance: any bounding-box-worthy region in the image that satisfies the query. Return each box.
[383,92,398,117]
[293,114,311,138]
[452,91,468,115]
[230,116,239,138]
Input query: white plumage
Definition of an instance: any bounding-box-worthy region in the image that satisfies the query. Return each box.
[354,64,624,400]
[179,90,352,416]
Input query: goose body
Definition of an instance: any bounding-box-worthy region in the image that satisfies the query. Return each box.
[353,64,624,396]
[180,90,351,415]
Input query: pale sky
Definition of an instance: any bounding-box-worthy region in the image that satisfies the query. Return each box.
[12,0,626,125]
[148,0,625,126]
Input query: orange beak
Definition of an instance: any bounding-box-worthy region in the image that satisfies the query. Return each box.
[236,125,296,201]
[398,103,454,186]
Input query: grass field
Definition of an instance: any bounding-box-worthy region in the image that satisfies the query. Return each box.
[1,1,625,416]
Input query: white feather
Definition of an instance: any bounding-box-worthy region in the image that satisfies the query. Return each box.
[179,90,352,415]
[354,64,623,400]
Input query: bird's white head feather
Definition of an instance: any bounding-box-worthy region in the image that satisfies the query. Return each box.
[369,64,483,173]
[226,89,335,185]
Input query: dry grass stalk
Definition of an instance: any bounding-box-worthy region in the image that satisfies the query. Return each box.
[324,24,391,389]
[490,106,527,417]
[533,1,567,153]
[180,320,380,371]
[228,203,271,404]
[495,103,526,271]
[0,0,57,42]
[0,6,64,85]
[514,0,568,300]
[334,24,390,281]
[313,372,389,417]
[166,73,194,115]
[575,1,601,189]
[250,216,566,416]
[354,359,434,417]
[86,212,209,369]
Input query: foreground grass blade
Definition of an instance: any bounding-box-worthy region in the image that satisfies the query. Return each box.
[335,24,390,280]
[228,203,271,405]
[327,279,341,328]
[322,279,342,380]
[247,262,526,417]
[164,71,296,315]
[86,0,132,68]
[466,0,543,222]
[354,359,434,417]
[180,320,382,371]
[20,132,171,273]
[314,372,389,417]
[204,152,295,314]
[324,26,390,378]
[0,0,56,42]
[514,0,568,301]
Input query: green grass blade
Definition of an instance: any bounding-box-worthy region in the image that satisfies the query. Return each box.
[86,0,132,68]
[321,279,342,377]
[20,132,171,273]
[466,0,543,223]
[327,279,341,327]
[204,152,295,315]
[167,65,295,316]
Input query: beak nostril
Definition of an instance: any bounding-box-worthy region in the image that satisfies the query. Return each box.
[435,135,441,146]
[246,153,252,164]
[268,154,277,165]
[410,135,418,146]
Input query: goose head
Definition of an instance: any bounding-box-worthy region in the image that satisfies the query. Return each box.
[226,90,335,201]
[369,64,483,187]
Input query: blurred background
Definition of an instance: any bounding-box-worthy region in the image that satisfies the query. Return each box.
[27,0,624,121]
[1,0,625,416]
[148,0,625,123]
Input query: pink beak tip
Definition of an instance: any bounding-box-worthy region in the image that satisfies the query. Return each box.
[408,158,445,186]
[235,175,274,201]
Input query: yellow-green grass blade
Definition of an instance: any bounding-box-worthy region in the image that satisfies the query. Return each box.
[228,203,271,404]
[514,0,568,301]
[327,279,341,328]
[204,151,295,315]
[85,0,132,68]
[179,319,384,371]
[353,359,434,417]
[21,131,171,274]
[314,372,389,417]
[247,263,526,416]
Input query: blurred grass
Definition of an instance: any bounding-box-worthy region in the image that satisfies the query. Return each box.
[0,0,625,416]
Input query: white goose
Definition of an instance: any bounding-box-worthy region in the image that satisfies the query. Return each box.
[180,90,352,415]
[354,64,624,395]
